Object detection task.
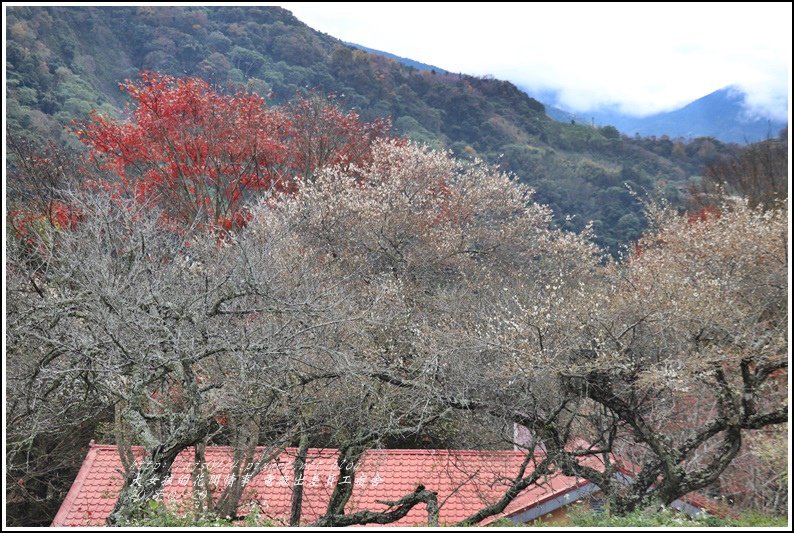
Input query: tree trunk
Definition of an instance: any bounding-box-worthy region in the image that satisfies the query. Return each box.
[289,432,310,525]
[313,485,439,527]
[107,444,182,525]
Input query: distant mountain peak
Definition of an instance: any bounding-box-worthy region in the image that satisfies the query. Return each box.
[542,85,786,143]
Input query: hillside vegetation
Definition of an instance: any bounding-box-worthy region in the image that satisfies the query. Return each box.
[6,5,744,253]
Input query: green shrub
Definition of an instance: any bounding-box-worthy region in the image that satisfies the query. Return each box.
[539,507,788,528]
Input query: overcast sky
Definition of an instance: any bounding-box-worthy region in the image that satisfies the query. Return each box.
[281,2,791,120]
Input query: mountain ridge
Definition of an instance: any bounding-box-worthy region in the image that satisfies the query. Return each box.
[543,86,786,143]
[345,42,449,74]
[344,41,786,144]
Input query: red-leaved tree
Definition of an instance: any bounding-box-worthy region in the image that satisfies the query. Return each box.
[74,72,391,231]
[284,94,392,181]
[74,72,292,230]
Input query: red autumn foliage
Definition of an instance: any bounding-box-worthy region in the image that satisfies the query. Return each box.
[8,200,83,252]
[6,134,89,252]
[73,71,392,231]
[283,93,392,180]
[74,71,292,230]
[9,200,82,235]
[9,73,393,252]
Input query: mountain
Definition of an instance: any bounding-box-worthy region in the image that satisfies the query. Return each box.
[545,87,787,144]
[6,6,741,254]
[347,48,787,145]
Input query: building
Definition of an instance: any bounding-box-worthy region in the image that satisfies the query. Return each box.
[52,443,606,526]
[52,442,728,527]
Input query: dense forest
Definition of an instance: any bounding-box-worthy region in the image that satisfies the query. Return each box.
[5,5,788,528]
[6,5,751,253]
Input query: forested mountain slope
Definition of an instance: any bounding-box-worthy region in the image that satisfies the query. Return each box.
[6,5,741,252]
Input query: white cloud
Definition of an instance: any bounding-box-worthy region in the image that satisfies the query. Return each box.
[281,2,790,120]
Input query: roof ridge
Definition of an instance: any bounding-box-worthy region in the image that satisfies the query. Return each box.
[87,444,539,455]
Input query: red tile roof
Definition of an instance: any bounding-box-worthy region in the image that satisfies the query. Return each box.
[51,444,594,527]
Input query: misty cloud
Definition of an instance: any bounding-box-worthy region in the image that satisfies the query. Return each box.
[283,2,790,120]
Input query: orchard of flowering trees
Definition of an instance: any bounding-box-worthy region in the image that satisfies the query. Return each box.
[6,73,788,526]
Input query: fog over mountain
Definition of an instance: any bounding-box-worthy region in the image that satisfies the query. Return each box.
[542,86,788,144]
